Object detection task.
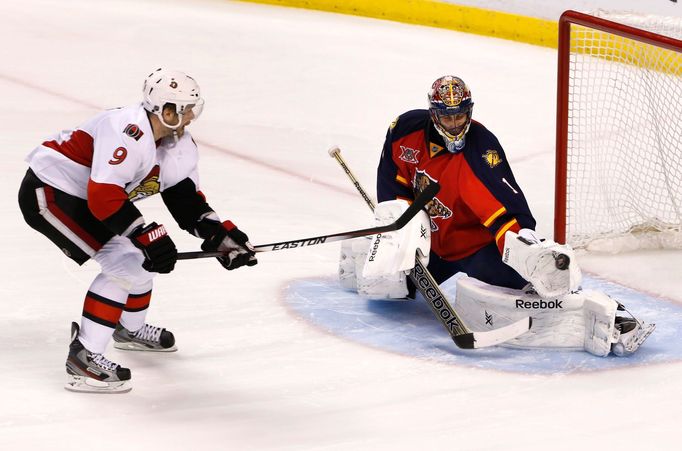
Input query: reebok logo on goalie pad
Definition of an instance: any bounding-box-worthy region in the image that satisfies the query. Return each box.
[516,299,563,309]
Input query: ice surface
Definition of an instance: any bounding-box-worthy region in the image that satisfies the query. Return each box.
[2,0,682,449]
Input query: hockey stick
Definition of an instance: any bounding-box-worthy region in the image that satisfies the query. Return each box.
[177,181,439,260]
[328,145,532,349]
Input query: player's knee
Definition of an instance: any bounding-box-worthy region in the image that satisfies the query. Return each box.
[94,238,156,290]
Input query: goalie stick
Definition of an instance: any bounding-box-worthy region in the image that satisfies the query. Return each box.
[328,145,532,349]
[177,181,439,260]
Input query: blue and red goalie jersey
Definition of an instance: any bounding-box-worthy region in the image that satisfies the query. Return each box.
[377,109,536,261]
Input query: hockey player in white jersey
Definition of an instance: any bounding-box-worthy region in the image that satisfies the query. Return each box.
[18,68,257,393]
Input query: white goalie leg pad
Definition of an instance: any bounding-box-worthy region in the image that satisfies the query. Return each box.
[582,291,620,357]
[455,276,586,350]
[455,276,653,356]
[362,200,430,277]
[339,236,371,291]
[502,229,582,298]
[358,269,409,300]
[338,235,409,299]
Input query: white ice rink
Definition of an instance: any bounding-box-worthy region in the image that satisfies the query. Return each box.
[2,0,682,449]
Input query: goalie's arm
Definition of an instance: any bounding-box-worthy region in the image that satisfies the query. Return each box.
[376,116,422,204]
[502,229,581,298]
[460,138,536,253]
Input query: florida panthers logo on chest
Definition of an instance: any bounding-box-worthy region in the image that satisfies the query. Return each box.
[128,165,160,202]
[399,145,420,164]
[413,170,452,231]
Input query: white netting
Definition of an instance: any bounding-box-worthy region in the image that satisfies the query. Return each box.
[564,11,682,252]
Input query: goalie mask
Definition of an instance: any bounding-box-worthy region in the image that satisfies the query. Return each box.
[428,75,473,152]
[142,68,205,130]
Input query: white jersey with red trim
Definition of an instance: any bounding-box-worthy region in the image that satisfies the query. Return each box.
[26,103,201,205]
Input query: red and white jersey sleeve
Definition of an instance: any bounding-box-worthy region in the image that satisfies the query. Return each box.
[26,104,155,198]
[26,104,156,235]
[26,103,208,236]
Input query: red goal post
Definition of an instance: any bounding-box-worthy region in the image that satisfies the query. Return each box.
[555,10,682,251]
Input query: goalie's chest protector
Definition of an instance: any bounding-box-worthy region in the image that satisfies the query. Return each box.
[384,112,531,261]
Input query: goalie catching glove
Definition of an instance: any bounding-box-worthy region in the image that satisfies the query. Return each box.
[502,229,581,298]
[200,219,258,270]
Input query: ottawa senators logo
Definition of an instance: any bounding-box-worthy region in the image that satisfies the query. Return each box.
[128,166,160,201]
[124,124,144,141]
[413,170,452,231]
[399,145,419,164]
[482,149,502,168]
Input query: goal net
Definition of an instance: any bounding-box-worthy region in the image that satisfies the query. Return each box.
[555,10,682,252]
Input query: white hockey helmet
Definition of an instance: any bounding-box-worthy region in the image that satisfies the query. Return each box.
[142,68,204,129]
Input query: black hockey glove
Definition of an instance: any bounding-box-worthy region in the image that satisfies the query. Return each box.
[200,220,257,270]
[129,222,178,274]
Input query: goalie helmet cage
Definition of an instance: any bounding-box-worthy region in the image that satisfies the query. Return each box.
[554,10,682,252]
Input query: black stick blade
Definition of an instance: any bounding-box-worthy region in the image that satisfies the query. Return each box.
[395,181,440,229]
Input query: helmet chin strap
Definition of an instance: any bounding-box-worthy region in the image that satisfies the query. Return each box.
[157,111,185,143]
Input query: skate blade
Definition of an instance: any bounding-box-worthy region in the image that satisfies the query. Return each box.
[613,322,656,356]
[113,341,177,352]
[65,374,132,394]
[624,322,656,353]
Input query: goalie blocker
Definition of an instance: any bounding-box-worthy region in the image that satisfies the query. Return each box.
[339,199,431,299]
[455,276,655,357]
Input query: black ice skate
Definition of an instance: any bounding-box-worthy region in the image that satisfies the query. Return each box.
[65,322,132,394]
[113,323,177,352]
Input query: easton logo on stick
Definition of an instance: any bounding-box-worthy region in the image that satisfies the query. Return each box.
[272,237,327,250]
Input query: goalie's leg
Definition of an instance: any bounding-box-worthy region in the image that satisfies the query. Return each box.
[455,276,655,356]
